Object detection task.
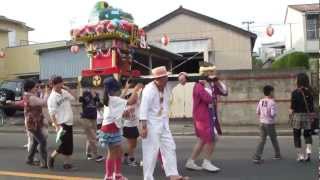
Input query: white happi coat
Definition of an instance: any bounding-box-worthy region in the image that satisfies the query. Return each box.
[139,81,179,180]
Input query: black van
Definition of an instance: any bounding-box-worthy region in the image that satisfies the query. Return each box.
[0,79,24,116]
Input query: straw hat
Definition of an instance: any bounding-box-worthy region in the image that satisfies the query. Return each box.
[151,66,170,79]
[199,65,216,76]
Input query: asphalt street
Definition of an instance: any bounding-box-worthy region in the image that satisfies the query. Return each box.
[0,133,317,180]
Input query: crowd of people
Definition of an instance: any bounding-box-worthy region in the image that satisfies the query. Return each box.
[21,63,316,180]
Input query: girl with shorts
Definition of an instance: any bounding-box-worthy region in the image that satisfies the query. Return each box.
[122,85,143,166]
[99,77,142,180]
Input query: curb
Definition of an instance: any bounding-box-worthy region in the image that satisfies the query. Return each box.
[0,128,293,136]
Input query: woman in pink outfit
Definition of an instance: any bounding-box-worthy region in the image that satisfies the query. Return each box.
[185,64,228,172]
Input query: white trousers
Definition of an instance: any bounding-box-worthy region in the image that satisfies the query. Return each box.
[142,127,179,180]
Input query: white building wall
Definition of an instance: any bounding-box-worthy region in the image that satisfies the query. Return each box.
[285,8,305,52]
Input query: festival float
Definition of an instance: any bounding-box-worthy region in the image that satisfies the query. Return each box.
[70,1,147,87]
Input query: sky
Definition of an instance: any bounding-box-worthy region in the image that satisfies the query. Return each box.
[0,0,318,52]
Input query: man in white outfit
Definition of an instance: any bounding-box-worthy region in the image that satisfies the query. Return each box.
[139,66,188,180]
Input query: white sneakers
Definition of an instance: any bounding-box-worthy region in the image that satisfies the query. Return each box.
[305,144,312,162]
[185,159,220,172]
[296,153,305,162]
[306,144,312,155]
[185,159,202,170]
[202,159,220,172]
[296,145,312,162]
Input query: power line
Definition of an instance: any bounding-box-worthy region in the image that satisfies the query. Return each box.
[242,21,255,31]
[251,22,300,28]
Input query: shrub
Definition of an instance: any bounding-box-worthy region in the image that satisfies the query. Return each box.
[271,52,309,69]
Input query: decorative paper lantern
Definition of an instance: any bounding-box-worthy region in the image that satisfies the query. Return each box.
[161,34,170,46]
[70,45,80,54]
[0,51,5,58]
[266,25,274,37]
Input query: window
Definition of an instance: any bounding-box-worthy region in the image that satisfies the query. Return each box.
[8,29,16,47]
[306,15,319,40]
[0,81,18,92]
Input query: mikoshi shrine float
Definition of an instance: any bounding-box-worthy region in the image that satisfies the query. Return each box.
[70,1,148,87]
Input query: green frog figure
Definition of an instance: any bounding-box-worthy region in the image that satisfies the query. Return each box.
[89,1,134,23]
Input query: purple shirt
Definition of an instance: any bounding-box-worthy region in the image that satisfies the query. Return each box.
[256,97,277,124]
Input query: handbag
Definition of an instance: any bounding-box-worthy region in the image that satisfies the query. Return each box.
[299,89,319,132]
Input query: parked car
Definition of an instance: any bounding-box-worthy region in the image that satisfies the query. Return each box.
[0,79,25,116]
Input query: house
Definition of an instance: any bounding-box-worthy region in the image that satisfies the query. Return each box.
[144,6,257,72]
[259,41,285,62]
[0,15,33,79]
[0,15,34,49]
[285,3,320,58]
[0,16,64,80]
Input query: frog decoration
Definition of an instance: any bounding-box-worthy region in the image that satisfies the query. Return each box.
[89,1,134,23]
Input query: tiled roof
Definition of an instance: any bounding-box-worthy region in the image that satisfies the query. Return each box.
[288,3,320,13]
[143,6,257,49]
[0,15,34,31]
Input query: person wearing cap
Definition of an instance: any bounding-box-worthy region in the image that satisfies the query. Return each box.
[79,88,104,162]
[99,77,142,180]
[47,76,76,170]
[139,66,189,180]
[185,64,228,172]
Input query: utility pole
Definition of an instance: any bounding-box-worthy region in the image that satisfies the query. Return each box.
[316,0,320,180]
[242,21,255,31]
[289,23,293,49]
[242,21,255,69]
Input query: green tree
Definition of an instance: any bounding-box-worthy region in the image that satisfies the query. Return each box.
[271,52,309,69]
